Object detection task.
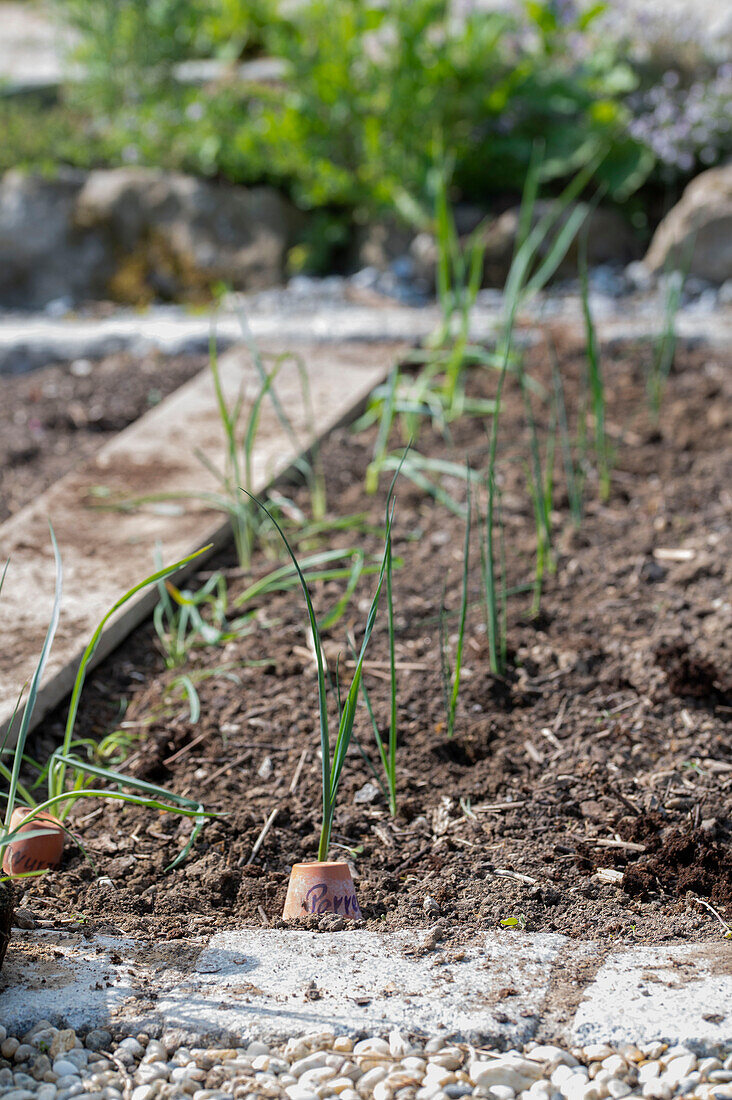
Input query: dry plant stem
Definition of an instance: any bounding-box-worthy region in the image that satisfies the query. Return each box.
[248,806,280,864]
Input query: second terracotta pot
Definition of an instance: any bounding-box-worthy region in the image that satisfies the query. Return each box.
[283,861,361,920]
[2,808,65,877]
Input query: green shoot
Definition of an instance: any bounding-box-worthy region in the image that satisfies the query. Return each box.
[1,533,215,873]
[551,342,585,529]
[480,469,508,676]
[241,467,400,861]
[521,366,556,616]
[353,459,403,815]
[578,231,612,502]
[439,473,471,738]
[2,524,63,837]
[647,264,687,419]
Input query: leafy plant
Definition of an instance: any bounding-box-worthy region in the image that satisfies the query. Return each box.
[1,530,215,877]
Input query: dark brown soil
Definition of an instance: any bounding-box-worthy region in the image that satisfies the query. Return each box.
[11,331,732,945]
[0,881,12,970]
[0,350,207,521]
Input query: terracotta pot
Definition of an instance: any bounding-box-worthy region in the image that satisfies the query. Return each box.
[2,808,65,877]
[283,861,361,921]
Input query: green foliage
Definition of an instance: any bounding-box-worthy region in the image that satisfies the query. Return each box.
[43,0,651,222]
[56,0,276,111]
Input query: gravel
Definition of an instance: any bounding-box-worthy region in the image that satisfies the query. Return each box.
[0,1022,730,1100]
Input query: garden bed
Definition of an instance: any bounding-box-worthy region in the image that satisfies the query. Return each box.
[16,331,732,946]
[0,349,207,522]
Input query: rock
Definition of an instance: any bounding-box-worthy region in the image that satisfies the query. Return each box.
[50,1032,77,1060]
[12,909,36,930]
[0,169,107,309]
[0,166,300,309]
[85,1032,112,1053]
[353,781,381,805]
[74,168,300,303]
[645,165,732,284]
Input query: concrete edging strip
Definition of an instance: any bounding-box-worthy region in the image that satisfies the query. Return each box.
[0,339,401,743]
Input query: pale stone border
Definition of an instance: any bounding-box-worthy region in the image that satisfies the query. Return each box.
[0,340,401,744]
[1,929,730,1049]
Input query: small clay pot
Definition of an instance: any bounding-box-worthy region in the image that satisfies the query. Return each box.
[2,808,65,877]
[283,861,361,921]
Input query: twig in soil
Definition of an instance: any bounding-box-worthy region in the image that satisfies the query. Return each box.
[393,846,432,875]
[467,800,528,814]
[593,838,645,852]
[524,741,544,764]
[553,694,568,733]
[196,750,251,790]
[690,895,732,938]
[493,868,538,885]
[163,730,209,765]
[288,747,309,795]
[248,806,280,863]
[594,868,625,885]
[258,904,269,926]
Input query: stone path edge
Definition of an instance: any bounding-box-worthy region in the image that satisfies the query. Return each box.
[0,340,402,743]
[1,928,730,1051]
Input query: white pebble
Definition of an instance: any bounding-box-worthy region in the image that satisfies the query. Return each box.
[357,1066,389,1094]
[354,1038,391,1057]
[134,1062,168,1086]
[642,1082,671,1100]
[329,1078,361,1095]
[247,1041,270,1057]
[299,1067,337,1090]
[292,1053,329,1078]
[639,1063,661,1083]
[607,1082,632,1099]
[285,1087,318,1100]
[489,1089,516,1100]
[527,1046,578,1069]
[130,1087,156,1100]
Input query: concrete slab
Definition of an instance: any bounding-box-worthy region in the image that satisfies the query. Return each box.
[1,928,566,1044]
[2,928,730,1049]
[0,930,139,1035]
[139,929,565,1045]
[571,942,732,1049]
[0,339,400,742]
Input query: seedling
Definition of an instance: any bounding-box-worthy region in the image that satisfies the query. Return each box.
[439,472,472,738]
[353,464,403,815]
[578,231,613,502]
[647,258,689,419]
[243,472,398,863]
[551,342,586,530]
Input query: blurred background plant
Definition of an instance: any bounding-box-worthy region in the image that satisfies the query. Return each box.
[1,1,727,271]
